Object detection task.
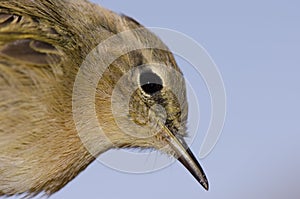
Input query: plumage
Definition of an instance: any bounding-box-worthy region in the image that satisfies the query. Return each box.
[0,0,208,197]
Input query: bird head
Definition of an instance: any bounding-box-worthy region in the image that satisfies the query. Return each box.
[0,1,209,196]
[73,26,209,190]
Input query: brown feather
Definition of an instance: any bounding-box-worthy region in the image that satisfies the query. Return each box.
[0,0,138,196]
[0,0,196,197]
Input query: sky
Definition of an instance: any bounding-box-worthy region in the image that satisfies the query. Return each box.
[13,0,300,199]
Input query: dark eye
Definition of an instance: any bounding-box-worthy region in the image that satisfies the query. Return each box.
[139,71,163,95]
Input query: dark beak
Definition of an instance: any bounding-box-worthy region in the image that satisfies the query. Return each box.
[159,123,209,190]
[178,147,209,190]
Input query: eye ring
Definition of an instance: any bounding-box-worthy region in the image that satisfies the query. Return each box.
[139,71,163,95]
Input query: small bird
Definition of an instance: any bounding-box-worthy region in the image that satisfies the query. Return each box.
[0,0,209,197]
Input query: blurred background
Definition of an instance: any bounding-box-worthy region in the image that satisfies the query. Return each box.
[47,0,300,199]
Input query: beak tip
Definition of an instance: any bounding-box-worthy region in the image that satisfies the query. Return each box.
[201,181,209,191]
[177,147,209,191]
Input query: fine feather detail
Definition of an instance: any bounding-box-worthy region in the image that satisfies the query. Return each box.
[0,0,188,197]
[0,0,127,196]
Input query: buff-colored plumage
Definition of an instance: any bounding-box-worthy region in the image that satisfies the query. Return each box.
[0,0,208,197]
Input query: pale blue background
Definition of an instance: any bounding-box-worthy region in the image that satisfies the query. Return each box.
[33,0,300,198]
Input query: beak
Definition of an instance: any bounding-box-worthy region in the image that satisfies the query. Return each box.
[178,147,209,190]
[159,123,209,190]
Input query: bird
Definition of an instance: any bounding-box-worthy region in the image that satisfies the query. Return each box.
[0,0,209,197]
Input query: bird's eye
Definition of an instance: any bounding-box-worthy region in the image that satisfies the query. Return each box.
[139,71,163,95]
